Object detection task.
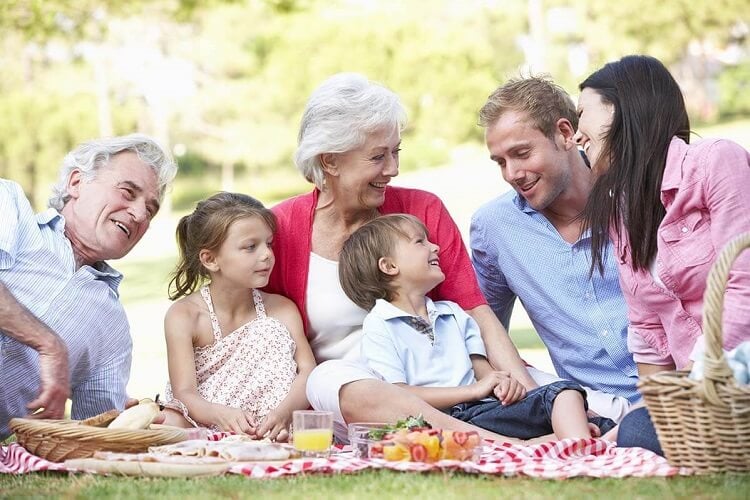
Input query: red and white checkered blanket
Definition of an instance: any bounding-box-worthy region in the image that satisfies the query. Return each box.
[0,438,690,479]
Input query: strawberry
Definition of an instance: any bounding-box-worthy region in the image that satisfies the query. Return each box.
[410,443,428,462]
[452,431,468,446]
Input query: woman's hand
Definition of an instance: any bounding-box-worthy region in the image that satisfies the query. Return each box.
[212,405,256,435]
[255,408,291,442]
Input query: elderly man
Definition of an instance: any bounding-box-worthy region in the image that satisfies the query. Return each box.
[0,134,177,439]
[470,77,639,422]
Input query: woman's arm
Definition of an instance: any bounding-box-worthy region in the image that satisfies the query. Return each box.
[703,140,750,350]
[255,294,317,441]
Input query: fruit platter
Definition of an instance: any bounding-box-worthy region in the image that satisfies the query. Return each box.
[364,416,482,463]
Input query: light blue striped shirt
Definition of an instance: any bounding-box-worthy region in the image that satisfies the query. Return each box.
[0,180,131,439]
[470,190,639,402]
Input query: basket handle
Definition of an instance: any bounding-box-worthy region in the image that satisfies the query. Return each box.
[700,231,750,406]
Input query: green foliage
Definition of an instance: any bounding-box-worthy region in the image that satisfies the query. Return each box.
[718,63,750,119]
[0,0,748,205]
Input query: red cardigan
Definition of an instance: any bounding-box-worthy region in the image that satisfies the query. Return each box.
[266,186,487,335]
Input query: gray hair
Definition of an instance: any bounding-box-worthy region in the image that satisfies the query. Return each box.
[49,134,178,211]
[295,73,408,189]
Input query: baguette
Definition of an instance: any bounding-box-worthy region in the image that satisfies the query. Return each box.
[80,409,121,428]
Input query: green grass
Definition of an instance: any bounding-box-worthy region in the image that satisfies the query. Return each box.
[116,255,177,305]
[508,327,544,350]
[1,470,748,499]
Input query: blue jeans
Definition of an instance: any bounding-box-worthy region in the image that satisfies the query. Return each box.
[617,407,664,456]
[450,380,616,440]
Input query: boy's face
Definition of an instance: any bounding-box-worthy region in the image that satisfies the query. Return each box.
[389,222,445,294]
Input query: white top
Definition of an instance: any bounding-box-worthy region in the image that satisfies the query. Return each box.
[649,254,666,289]
[360,298,487,389]
[305,252,367,363]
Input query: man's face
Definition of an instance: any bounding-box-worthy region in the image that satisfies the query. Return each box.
[485,110,574,212]
[63,151,160,264]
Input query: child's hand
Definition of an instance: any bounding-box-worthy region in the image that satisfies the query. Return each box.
[588,422,602,438]
[255,408,291,442]
[492,374,526,405]
[473,371,511,400]
[212,406,257,435]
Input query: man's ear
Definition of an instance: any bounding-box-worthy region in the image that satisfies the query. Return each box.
[378,256,399,276]
[320,153,339,177]
[66,168,84,200]
[555,118,577,151]
[199,249,220,273]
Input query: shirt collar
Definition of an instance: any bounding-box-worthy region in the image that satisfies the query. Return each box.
[512,191,537,214]
[661,136,689,191]
[371,297,451,322]
[36,208,123,292]
[36,208,65,233]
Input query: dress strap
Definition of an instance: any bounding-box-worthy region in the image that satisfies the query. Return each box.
[200,285,223,341]
[252,289,267,320]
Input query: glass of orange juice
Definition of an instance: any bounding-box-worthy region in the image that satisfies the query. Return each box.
[292,410,334,458]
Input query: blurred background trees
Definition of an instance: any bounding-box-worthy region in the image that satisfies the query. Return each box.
[1,0,748,210]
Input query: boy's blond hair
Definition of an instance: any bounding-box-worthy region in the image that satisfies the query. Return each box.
[339,214,427,311]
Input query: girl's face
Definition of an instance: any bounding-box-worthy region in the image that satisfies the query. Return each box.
[574,87,615,176]
[206,215,275,289]
[324,127,401,212]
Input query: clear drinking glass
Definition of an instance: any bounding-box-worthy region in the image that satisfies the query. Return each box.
[292,410,334,458]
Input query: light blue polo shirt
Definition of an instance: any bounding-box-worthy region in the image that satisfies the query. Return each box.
[360,298,486,388]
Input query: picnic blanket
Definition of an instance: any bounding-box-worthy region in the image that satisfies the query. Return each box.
[0,438,690,478]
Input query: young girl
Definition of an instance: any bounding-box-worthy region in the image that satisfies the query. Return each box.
[161,192,316,441]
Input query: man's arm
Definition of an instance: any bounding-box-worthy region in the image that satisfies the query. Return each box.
[466,304,537,390]
[0,281,70,418]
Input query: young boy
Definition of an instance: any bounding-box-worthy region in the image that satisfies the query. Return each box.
[339,214,615,440]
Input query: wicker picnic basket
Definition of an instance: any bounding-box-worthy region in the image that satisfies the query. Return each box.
[637,232,750,473]
[9,418,187,463]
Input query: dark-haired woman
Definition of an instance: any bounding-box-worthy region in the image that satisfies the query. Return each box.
[574,54,750,453]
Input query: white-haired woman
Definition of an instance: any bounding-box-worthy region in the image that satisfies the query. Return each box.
[266,73,537,442]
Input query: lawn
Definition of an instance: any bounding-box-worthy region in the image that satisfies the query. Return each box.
[1,469,749,499]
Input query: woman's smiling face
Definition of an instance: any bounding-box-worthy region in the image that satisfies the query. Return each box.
[324,126,401,211]
[574,87,615,175]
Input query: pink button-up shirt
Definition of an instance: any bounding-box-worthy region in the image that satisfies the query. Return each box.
[615,137,750,369]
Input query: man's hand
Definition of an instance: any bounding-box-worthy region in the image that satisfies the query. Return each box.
[26,335,70,419]
[492,374,526,405]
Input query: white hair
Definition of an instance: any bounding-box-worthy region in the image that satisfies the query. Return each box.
[48,134,178,211]
[295,73,408,189]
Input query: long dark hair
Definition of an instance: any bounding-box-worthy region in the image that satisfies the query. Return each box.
[581,55,691,274]
[168,192,276,300]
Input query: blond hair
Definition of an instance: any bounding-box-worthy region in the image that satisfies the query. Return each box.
[479,75,578,138]
[339,214,427,311]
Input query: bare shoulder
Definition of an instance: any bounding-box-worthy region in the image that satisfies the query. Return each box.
[258,291,301,325]
[165,294,206,335]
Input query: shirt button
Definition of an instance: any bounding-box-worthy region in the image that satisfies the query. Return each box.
[681,227,688,233]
